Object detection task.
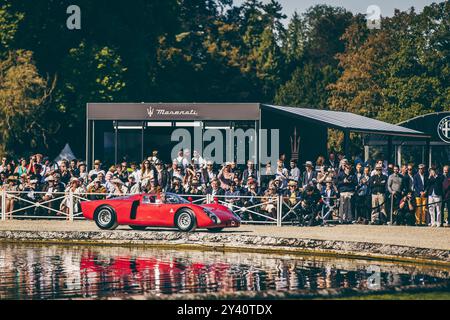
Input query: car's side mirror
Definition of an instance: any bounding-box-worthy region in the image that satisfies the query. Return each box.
[188,197,193,203]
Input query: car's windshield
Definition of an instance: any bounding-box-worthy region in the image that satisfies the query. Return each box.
[165,193,190,204]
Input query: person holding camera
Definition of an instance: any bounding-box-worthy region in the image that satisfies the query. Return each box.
[396,192,416,226]
[298,185,322,226]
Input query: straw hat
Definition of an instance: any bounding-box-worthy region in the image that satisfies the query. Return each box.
[305,161,313,167]
[288,180,298,187]
[7,176,18,182]
[70,177,80,184]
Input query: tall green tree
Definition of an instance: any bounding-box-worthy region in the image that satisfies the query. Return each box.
[275,5,352,108]
[0,50,56,156]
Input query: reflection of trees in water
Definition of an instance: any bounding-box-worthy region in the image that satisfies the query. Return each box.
[0,244,448,299]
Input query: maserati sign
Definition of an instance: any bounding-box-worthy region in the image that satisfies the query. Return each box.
[147,106,199,118]
[437,116,450,144]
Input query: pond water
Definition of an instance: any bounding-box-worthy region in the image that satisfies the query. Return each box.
[0,243,448,300]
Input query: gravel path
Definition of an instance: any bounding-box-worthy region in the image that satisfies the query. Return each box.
[0,220,449,251]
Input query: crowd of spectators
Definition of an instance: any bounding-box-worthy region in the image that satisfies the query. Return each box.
[0,150,448,227]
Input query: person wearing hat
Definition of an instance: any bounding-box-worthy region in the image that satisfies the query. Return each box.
[37,175,64,217]
[78,162,88,183]
[368,164,388,224]
[283,180,301,217]
[87,178,107,200]
[108,178,128,198]
[413,164,428,226]
[321,176,339,209]
[88,160,105,180]
[60,177,85,218]
[22,178,41,216]
[218,163,235,191]
[302,161,317,189]
[125,175,141,195]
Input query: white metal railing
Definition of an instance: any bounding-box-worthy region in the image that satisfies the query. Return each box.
[0,191,343,227]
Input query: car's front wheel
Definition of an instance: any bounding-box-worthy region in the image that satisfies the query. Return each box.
[94,206,119,230]
[175,209,197,232]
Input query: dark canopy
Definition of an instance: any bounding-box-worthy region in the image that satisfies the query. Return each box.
[261,105,428,138]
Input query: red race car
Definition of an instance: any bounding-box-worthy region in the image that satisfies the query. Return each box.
[81,193,241,232]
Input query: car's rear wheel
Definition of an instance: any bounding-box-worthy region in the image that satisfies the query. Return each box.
[94,206,119,230]
[175,209,197,232]
[207,228,224,233]
[130,226,147,231]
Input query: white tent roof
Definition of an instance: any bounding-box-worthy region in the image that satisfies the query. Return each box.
[54,143,77,163]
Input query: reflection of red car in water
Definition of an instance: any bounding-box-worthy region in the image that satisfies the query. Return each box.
[81,193,241,232]
[80,253,231,292]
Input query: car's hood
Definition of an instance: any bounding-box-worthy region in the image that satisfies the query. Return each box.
[200,204,240,220]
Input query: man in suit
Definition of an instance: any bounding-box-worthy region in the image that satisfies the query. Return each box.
[241,161,258,187]
[413,164,428,226]
[201,161,217,187]
[402,164,415,195]
[369,164,388,224]
[337,164,357,223]
[154,161,170,192]
[301,161,317,189]
[205,179,225,197]
[327,153,338,170]
[426,168,444,227]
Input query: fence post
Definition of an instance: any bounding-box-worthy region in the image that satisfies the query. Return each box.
[1,190,6,221]
[69,191,74,222]
[277,195,282,227]
[390,194,394,226]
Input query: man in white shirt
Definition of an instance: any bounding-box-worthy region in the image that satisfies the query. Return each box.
[88,160,106,180]
[289,160,301,183]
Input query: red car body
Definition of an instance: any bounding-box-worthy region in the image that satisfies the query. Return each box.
[81,193,241,232]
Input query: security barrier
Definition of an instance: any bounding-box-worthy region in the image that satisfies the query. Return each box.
[0,191,448,227]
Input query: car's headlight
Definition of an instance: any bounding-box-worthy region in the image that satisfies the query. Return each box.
[203,208,222,224]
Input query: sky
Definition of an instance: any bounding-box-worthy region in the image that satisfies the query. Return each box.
[233,0,444,18]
